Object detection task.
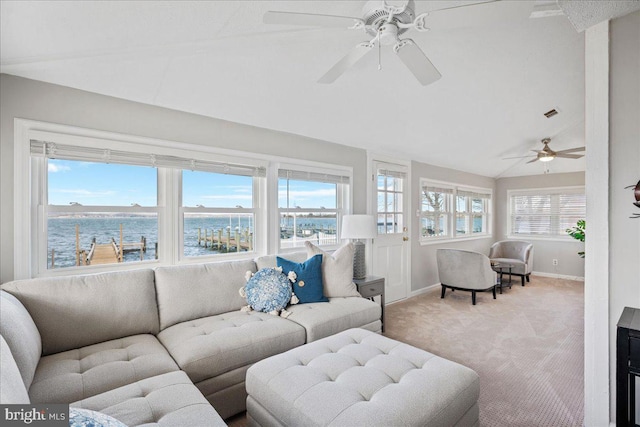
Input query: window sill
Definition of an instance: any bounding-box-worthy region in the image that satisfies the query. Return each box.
[506,235,578,243]
[419,234,493,246]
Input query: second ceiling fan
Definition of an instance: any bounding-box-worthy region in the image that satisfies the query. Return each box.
[505,138,586,164]
[264,0,533,86]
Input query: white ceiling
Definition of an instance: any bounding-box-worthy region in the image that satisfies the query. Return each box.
[0,1,597,178]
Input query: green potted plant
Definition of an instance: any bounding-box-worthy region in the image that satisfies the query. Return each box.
[566,219,585,258]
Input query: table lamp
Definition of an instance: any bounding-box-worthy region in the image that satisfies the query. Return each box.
[341,215,377,279]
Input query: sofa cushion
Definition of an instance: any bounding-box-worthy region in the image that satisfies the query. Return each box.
[0,291,42,389]
[155,260,257,330]
[158,311,305,383]
[277,254,328,304]
[305,242,361,298]
[1,269,158,355]
[29,334,178,404]
[285,297,382,342]
[72,371,225,427]
[0,335,30,404]
[255,251,307,270]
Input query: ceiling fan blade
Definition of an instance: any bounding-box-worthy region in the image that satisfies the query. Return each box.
[526,158,540,164]
[264,11,363,28]
[555,153,584,159]
[393,39,441,86]
[426,1,534,31]
[318,42,375,84]
[554,146,586,154]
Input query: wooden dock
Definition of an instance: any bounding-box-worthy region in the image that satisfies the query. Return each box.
[88,241,120,265]
[49,224,149,269]
[197,228,253,252]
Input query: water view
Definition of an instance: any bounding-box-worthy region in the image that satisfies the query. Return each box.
[47,215,338,269]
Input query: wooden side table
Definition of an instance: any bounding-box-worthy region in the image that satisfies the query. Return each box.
[354,276,385,332]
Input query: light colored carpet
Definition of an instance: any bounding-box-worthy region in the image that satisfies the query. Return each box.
[228,274,584,426]
[384,275,584,427]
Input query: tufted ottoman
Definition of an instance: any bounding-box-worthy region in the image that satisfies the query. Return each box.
[246,328,480,427]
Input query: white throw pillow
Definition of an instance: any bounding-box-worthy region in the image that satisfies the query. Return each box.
[305,241,360,298]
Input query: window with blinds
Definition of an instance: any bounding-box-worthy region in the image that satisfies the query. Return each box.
[277,168,350,249]
[421,184,453,238]
[509,189,585,237]
[31,138,267,271]
[420,180,492,241]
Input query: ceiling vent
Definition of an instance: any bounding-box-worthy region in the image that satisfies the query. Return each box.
[544,109,559,118]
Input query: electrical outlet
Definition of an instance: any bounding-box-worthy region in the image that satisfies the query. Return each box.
[552,259,558,266]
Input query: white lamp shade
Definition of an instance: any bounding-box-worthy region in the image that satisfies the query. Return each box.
[341,215,376,239]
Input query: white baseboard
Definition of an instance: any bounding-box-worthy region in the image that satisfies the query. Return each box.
[395,274,584,306]
[532,271,585,282]
[409,283,440,298]
[385,283,440,306]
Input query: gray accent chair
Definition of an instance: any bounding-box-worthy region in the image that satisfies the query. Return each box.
[436,249,498,305]
[489,240,533,286]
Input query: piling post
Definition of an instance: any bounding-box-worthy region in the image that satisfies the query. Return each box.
[75,224,80,266]
[119,224,123,262]
[51,249,55,269]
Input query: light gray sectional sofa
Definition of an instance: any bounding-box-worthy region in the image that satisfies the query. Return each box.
[0,255,382,426]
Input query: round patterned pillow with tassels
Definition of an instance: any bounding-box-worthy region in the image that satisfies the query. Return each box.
[243,268,293,315]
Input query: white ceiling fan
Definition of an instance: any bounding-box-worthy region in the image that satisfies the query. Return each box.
[264,0,534,86]
[504,138,585,164]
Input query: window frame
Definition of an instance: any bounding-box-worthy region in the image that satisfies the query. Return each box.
[275,162,352,253]
[15,120,352,279]
[15,120,270,278]
[179,171,262,261]
[419,178,493,245]
[376,167,407,235]
[507,186,586,241]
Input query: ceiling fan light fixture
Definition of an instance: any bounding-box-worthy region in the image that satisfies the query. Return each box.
[539,154,555,162]
[378,23,399,45]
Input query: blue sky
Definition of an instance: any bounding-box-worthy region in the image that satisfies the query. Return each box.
[48,159,337,209]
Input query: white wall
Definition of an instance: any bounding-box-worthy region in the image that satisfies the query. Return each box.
[495,172,586,279]
[410,160,496,292]
[609,11,640,422]
[0,74,367,283]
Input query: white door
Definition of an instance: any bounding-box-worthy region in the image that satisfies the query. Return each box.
[371,161,410,303]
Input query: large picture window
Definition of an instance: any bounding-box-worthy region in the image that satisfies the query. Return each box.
[26,135,268,276]
[509,187,585,238]
[420,179,492,243]
[18,122,352,278]
[278,168,350,250]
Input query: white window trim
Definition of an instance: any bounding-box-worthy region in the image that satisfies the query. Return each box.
[506,186,585,241]
[14,119,353,278]
[419,178,493,245]
[274,161,352,254]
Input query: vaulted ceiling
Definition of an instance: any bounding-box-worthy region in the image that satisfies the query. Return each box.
[0,1,600,177]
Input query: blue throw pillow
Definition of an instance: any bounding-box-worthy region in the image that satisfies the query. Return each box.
[245,268,293,313]
[277,254,328,304]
